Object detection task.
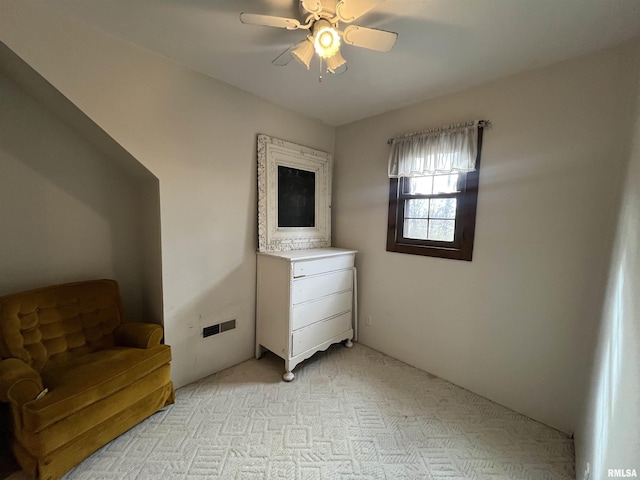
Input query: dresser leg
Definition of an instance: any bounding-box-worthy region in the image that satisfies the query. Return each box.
[345,339,353,348]
[283,371,295,382]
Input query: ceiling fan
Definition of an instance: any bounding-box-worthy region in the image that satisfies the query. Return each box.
[240,0,398,75]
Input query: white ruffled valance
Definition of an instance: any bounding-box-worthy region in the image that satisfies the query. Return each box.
[388,121,480,178]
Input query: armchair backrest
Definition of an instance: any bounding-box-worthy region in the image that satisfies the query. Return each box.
[0,280,124,372]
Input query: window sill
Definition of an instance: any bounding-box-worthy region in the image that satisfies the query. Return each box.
[386,240,473,261]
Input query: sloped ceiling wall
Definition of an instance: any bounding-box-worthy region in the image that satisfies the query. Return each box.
[0,43,161,323]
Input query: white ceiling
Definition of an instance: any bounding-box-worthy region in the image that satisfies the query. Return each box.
[48,0,640,126]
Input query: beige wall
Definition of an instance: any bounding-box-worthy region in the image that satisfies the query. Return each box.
[0,2,335,388]
[333,42,638,434]
[0,67,154,321]
[576,39,640,480]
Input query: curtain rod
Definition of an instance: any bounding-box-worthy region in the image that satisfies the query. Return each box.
[387,119,492,145]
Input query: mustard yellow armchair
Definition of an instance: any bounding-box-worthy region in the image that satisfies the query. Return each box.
[0,279,174,480]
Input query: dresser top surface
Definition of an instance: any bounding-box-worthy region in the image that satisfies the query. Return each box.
[257,247,357,261]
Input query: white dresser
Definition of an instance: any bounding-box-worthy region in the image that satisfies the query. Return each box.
[256,248,356,381]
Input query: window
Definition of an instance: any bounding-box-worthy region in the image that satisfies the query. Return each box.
[386,123,485,261]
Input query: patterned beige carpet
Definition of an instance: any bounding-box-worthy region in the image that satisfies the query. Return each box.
[7,343,575,479]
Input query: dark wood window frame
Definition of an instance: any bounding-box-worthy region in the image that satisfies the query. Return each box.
[386,126,484,261]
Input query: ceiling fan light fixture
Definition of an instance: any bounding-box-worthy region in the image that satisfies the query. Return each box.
[326,50,346,73]
[241,2,397,76]
[313,20,341,59]
[291,38,315,69]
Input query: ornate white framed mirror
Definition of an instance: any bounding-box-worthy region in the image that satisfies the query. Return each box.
[257,134,332,252]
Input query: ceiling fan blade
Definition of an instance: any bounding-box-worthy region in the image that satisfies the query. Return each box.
[336,0,384,23]
[239,13,302,30]
[300,0,323,16]
[342,25,398,52]
[272,45,295,67]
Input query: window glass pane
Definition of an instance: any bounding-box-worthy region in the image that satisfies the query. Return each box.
[404,219,429,240]
[405,176,433,195]
[429,198,457,219]
[405,199,430,218]
[433,174,459,194]
[428,220,455,242]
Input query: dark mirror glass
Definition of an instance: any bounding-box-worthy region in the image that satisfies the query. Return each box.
[278,166,315,227]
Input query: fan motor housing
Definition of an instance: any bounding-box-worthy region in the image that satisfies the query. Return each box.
[300,0,338,23]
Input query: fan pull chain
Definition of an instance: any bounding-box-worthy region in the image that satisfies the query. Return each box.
[318,57,323,83]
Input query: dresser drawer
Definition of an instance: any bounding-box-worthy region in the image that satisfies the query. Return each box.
[291,290,352,331]
[291,312,352,356]
[292,254,354,278]
[291,269,353,305]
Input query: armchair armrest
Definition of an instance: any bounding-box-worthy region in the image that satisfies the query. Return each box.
[0,358,44,406]
[115,322,164,349]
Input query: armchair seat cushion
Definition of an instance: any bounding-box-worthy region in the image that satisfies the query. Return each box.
[19,365,173,458]
[25,345,171,433]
